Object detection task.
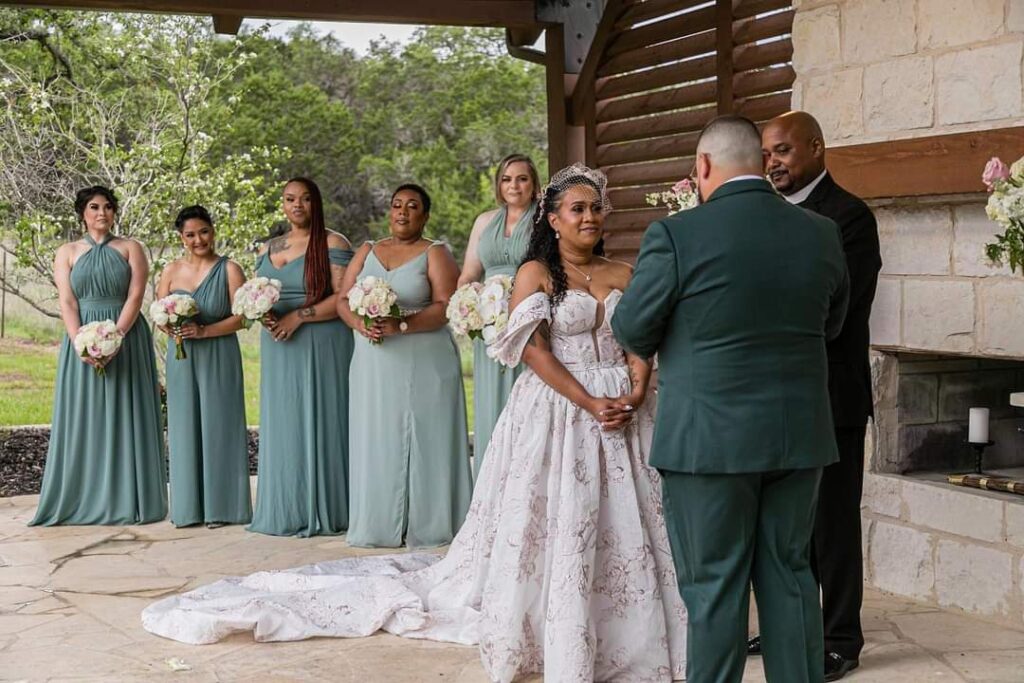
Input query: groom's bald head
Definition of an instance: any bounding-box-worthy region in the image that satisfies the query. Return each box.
[693,115,765,201]
[696,115,764,171]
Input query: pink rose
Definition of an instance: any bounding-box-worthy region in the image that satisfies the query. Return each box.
[983,157,1010,191]
[671,178,692,194]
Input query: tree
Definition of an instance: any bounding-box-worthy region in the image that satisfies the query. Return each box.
[0,11,284,317]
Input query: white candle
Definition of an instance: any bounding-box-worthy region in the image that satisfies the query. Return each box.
[969,407,990,444]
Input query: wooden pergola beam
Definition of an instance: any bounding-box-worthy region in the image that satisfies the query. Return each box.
[212,14,243,34]
[3,0,540,27]
[828,127,1024,199]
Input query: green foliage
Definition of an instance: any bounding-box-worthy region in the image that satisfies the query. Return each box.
[0,13,547,319]
[0,11,284,309]
[985,221,1024,274]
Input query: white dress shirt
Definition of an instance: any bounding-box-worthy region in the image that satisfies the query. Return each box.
[783,169,828,205]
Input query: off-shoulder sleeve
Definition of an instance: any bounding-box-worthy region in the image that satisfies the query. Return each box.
[486,292,551,368]
[328,247,354,266]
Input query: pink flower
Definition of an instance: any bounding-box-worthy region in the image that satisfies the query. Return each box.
[983,157,1010,191]
[671,178,693,194]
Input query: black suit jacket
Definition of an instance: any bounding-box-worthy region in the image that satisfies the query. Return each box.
[799,173,881,429]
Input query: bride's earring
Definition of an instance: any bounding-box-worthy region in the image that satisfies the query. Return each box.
[555,231,561,239]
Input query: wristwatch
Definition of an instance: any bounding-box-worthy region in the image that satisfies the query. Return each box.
[399,318,409,334]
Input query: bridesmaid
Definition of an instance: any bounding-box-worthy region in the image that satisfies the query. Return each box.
[155,205,251,529]
[458,154,539,476]
[30,186,166,526]
[249,177,354,537]
[339,183,472,548]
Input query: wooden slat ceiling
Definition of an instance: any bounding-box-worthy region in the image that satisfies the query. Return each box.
[2,0,540,27]
[590,0,795,260]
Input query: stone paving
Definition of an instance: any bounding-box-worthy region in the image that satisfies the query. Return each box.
[2,492,1024,682]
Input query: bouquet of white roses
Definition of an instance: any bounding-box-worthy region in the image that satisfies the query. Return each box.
[646,178,699,215]
[347,275,400,345]
[982,156,1024,273]
[73,320,123,377]
[149,293,198,360]
[232,276,282,329]
[447,274,512,343]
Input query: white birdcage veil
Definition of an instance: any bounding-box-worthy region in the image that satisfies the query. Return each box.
[536,163,612,223]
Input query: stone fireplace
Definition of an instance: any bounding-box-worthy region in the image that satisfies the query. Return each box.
[790,0,1024,628]
[872,351,1024,475]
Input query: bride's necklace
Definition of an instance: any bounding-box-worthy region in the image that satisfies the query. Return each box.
[564,259,594,282]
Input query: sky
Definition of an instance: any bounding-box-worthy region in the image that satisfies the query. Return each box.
[240,20,420,54]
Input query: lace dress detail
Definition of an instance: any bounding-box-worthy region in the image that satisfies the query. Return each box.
[143,289,687,682]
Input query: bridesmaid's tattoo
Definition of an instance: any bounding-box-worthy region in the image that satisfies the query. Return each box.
[299,306,315,319]
[268,236,289,254]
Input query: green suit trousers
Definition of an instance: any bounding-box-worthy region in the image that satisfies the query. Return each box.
[661,468,824,683]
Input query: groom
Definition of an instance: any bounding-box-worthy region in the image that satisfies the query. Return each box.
[612,115,849,683]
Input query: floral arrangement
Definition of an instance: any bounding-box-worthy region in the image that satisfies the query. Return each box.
[149,293,198,360]
[982,156,1024,274]
[645,178,699,215]
[447,274,513,343]
[73,320,123,377]
[231,276,282,328]
[347,275,400,345]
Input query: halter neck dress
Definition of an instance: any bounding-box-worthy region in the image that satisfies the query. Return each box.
[471,204,533,476]
[346,241,473,548]
[165,256,252,527]
[30,233,167,526]
[247,246,354,537]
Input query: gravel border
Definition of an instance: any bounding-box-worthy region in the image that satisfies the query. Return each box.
[0,426,259,497]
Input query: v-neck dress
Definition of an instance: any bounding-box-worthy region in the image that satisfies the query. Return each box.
[346,242,473,548]
[247,247,354,537]
[471,204,533,477]
[165,256,252,527]
[30,233,167,526]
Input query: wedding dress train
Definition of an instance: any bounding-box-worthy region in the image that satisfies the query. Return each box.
[143,289,687,682]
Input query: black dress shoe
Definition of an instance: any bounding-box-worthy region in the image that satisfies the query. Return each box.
[747,635,761,656]
[824,651,859,681]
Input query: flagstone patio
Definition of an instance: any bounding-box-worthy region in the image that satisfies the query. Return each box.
[2,491,1023,682]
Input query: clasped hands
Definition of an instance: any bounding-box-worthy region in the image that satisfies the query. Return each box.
[355,317,402,343]
[159,322,206,341]
[261,312,302,342]
[587,392,644,431]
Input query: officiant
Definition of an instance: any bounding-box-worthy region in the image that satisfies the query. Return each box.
[754,111,882,682]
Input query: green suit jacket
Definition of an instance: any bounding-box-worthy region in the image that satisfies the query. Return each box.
[612,178,849,474]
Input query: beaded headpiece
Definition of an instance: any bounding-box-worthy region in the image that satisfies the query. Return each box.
[536,163,612,223]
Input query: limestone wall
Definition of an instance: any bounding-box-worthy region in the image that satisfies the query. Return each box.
[792,0,1024,358]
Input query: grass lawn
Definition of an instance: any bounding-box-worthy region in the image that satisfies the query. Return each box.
[1,319,476,429]
[0,339,60,426]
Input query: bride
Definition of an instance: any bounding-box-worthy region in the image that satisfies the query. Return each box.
[142,164,687,682]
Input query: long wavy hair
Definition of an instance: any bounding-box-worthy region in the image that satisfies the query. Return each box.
[285,177,331,307]
[521,174,605,309]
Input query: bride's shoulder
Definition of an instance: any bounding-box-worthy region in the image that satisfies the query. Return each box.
[514,259,550,289]
[598,257,633,290]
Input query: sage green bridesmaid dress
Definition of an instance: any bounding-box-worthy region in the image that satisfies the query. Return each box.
[471,204,533,476]
[166,256,252,527]
[30,233,167,526]
[347,241,473,548]
[247,247,354,537]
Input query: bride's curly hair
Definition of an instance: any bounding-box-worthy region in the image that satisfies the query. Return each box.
[521,172,606,309]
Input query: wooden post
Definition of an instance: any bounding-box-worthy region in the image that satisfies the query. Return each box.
[715,0,735,114]
[545,24,569,171]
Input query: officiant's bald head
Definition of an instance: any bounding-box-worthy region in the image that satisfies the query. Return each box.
[762,111,827,195]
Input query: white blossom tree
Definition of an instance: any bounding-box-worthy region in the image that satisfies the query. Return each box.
[0,10,285,317]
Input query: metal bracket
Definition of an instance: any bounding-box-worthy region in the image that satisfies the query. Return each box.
[536,0,606,74]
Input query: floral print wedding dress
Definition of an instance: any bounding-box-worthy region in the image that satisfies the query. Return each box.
[143,288,687,682]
